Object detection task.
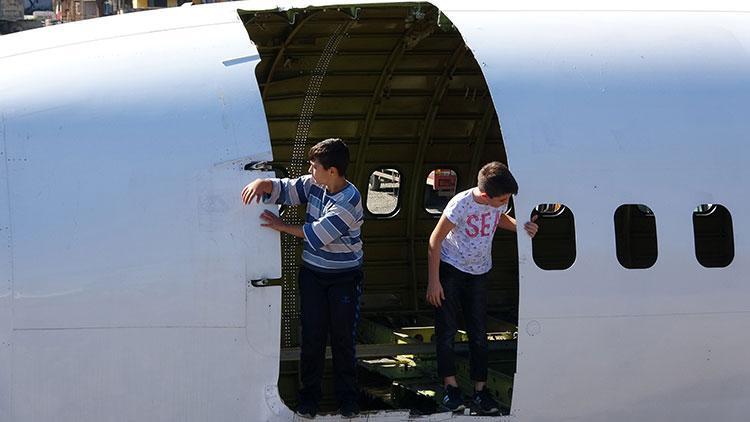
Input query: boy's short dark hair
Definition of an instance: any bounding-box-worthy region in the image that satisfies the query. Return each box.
[308,138,350,177]
[477,161,518,197]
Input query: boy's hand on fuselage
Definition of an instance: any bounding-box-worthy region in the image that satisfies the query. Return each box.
[426,279,445,307]
[524,214,539,238]
[242,179,273,205]
[260,209,285,231]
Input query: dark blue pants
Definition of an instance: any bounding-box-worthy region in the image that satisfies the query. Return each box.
[435,261,489,381]
[297,266,363,408]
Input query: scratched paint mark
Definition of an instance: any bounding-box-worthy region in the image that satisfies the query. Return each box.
[525,320,541,336]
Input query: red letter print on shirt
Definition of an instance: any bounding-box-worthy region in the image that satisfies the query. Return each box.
[466,215,479,238]
[480,212,491,236]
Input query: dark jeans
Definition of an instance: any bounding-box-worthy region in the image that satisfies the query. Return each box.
[435,261,489,381]
[297,265,363,408]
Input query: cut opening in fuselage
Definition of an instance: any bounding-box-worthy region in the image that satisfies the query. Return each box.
[241,2,519,414]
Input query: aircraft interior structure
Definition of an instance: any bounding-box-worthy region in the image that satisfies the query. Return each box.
[242,3,529,414]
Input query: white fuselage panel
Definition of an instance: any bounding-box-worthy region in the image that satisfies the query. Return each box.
[449,9,749,421]
[1,4,284,421]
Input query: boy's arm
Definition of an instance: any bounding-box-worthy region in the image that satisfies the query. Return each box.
[498,213,517,232]
[241,176,312,206]
[303,202,362,250]
[243,177,312,238]
[498,213,539,237]
[426,215,455,308]
[259,210,304,238]
[241,179,274,205]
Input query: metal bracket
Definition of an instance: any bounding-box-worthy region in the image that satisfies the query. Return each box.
[285,10,298,25]
[244,161,272,171]
[338,6,361,20]
[438,11,456,31]
[250,278,270,287]
[244,161,289,179]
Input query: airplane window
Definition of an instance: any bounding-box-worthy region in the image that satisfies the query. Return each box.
[424,169,458,215]
[531,204,576,270]
[366,168,401,217]
[614,204,658,269]
[693,204,734,268]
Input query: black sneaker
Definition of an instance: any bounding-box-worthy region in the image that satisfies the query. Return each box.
[472,388,500,415]
[340,401,360,418]
[296,402,317,419]
[441,384,465,412]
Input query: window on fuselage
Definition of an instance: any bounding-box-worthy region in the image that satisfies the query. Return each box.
[424,169,458,215]
[614,204,658,269]
[366,168,401,217]
[531,204,576,270]
[693,204,734,268]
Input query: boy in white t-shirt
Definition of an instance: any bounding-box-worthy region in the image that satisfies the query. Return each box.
[426,161,538,415]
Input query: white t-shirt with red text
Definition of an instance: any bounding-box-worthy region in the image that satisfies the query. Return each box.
[440,188,508,275]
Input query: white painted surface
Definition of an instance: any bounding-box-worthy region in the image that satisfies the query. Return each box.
[2,11,277,330]
[1,114,14,422]
[1,3,283,420]
[12,284,283,421]
[449,8,749,422]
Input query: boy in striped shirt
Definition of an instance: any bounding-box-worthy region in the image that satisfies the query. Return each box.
[242,138,363,419]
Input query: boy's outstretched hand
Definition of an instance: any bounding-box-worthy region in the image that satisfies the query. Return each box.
[524,215,539,238]
[426,279,445,307]
[241,179,273,205]
[260,209,285,231]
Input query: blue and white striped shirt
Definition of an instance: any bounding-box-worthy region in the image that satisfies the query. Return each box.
[264,175,364,272]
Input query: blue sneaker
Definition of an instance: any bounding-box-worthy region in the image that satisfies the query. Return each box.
[441,384,465,412]
[472,388,500,415]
